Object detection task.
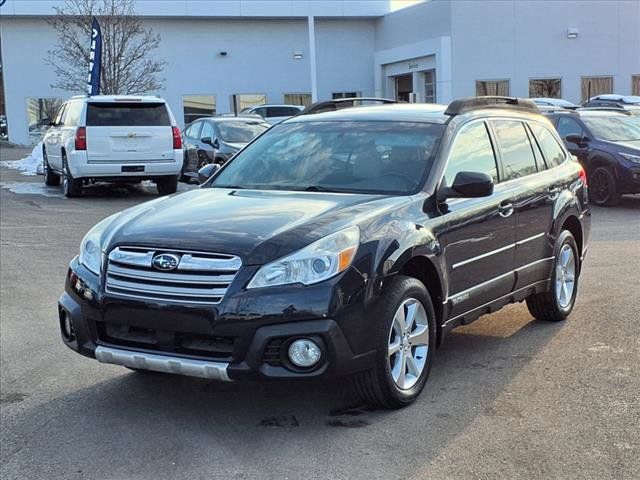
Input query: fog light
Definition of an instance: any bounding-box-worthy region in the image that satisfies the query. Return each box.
[288,339,321,368]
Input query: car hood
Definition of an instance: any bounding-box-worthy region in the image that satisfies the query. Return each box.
[103,188,409,265]
[600,139,640,153]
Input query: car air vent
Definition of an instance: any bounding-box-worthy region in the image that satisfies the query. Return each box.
[105,246,241,305]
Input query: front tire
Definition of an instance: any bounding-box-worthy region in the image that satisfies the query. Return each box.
[351,276,436,409]
[156,175,179,195]
[43,148,60,186]
[62,155,83,198]
[526,230,580,321]
[589,166,620,206]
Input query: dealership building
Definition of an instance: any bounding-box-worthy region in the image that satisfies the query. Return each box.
[0,0,639,145]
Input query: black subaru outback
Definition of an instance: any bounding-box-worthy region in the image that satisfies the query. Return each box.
[59,97,590,408]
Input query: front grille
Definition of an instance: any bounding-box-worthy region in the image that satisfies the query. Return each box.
[105,246,241,305]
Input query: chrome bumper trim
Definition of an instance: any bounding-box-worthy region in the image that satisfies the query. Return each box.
[95,346,231,381]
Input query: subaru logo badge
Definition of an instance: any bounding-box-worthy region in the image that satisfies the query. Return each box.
[152,253,180,271]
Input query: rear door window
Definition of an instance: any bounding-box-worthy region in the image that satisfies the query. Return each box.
[529,123,566,167]
[86,102,170,126]
[444,121,499,184]
[201,122,214,139]
[491,120,538,180]
[266,107,300,117]
[64,101,84,126]
[185,121,202,139]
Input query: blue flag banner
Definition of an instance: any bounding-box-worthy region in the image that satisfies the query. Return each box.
[87,17,102,96]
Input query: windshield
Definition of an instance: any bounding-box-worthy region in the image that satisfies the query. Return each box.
[582,115,640,141]
[218,121,269,143]
[209,121,444,194]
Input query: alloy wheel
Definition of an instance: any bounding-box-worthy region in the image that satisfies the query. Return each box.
[388,298,429,390]
[555,244,576,308]
[590,169,610,204]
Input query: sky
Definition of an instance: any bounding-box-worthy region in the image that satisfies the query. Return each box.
[390,0,424,11]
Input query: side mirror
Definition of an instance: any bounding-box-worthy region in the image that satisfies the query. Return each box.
[438,171,494,201]
[201,136,212,145]
[198,163,220,184]
[565,134,588,147]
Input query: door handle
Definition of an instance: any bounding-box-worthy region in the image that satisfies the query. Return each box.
[498,201,514,218]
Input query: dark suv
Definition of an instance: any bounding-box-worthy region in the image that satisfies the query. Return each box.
[58,97,590,409]
[546,109,640,205]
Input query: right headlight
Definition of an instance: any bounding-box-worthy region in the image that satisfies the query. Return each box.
[78,214,118,275]
[247,226,360,289]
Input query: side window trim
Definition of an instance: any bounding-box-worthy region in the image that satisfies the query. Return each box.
[524,122,549,170]
[529,120,570,168]
[487,118,540,181]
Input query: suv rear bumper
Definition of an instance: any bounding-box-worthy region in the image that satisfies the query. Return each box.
[67,150,182,179]
[58,260,375,381]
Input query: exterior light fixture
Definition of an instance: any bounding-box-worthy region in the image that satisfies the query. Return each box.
[293,51,304,59]
[567,28,579,39]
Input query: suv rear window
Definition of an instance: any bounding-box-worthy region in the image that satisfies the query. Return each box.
[86,102,170,127]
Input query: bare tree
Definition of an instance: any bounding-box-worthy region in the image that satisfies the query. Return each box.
[45,0,165,95]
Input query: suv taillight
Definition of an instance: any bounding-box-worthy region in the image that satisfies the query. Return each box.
[75,127,87,151]
[578,165,587,187]
[172,126,182,149]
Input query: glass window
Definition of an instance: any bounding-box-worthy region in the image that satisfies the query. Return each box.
[556,117,583,140]
[266,106,301,117]
[54,103,68,125]
[232,94,267,113]
[86,103,170,126]
[581,76,613,102]
[201,121,214,139]
[183,95,216,125]
[529,123,566,167]
[64,101,84,126]
[524,124,548,171]
[424,70,436,103]
[210,121,445,195]
[633,75,640,96]
[444,121,498,185]
[25,97,63,145]
[529,78,561,98]
[476,80,509,96]
[491,120,538,180]
[284,93,312,107]
[185,121,202,139]
[581,115,640,142]
[332,92,360,99]
[217,121,269,143]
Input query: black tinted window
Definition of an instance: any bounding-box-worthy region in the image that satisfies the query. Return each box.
[529,123,566,167]
[444,121,498,184]
[492,120,537,180]
[86,103,170,126]
[266,107,300,117]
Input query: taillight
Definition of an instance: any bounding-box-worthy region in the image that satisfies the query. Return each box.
[578,165,587,187]
[75,127,87,151]
[172,126,182,149]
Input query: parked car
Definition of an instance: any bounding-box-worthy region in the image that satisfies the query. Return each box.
[301,97,398,115]
[42,95,183,197]
[59,97,590,409]
[546,108,640,205]
[531,98,579,110]
[582,94,640,114]
[180,116,270,183]
[240,104,304,124]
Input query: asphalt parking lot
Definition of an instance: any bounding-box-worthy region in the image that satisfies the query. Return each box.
[1,152,639,480]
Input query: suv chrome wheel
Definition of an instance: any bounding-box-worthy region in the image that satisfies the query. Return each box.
[555,244,576,309]
[388,298,429,390]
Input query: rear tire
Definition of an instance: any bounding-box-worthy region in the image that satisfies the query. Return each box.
[589,166,620,206]
[43,149,60,186]
[526,230,579,322]
[156,175,179,195]
[351,276,436,409]
[62,155,83,198]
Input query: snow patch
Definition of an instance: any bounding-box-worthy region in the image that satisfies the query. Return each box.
[0,181,63,197]
[2,143,44,176]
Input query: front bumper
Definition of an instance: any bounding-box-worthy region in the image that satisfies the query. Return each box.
[58,259,375,381]
[617,162,640,194]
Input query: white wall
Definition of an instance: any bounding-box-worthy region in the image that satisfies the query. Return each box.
[449,0,640,103]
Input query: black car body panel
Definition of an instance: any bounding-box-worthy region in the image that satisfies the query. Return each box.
[59,100,591,383]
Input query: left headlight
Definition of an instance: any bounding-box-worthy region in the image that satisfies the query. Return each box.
[78,214,118,275]
[619,152,640,164]
[247,226,360,289]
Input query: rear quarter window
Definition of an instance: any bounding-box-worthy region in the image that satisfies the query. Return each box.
[529,123,567,167]
[86,102,170,127]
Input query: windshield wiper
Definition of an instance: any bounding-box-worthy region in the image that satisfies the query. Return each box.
[210,184,246,189]
[303,185,334,192]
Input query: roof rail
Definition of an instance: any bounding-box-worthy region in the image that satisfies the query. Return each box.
[301,97,398,115]
[576,106,632,114]
[445,96,539,116]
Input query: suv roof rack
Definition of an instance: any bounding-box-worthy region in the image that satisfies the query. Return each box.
[445,96,539,116]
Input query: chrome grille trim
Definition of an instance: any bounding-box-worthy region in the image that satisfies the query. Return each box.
[105,246,241,305]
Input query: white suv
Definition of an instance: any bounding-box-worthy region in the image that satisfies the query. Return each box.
[42,95,183,197]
